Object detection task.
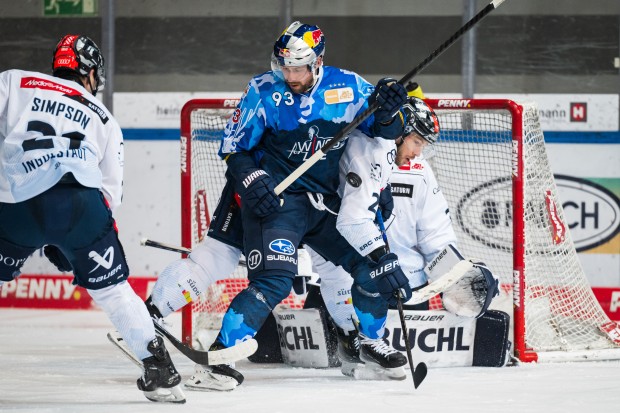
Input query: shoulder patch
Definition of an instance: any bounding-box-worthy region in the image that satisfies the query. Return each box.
[346,172,362,187]
[324,87,354,104]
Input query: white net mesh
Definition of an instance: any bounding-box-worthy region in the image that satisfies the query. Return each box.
[429,101,619,357]
[182,99,620,359]
[184,105,305,335]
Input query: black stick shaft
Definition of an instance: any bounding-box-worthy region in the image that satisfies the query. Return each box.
[274,0,504,195]
[376,211,419,390]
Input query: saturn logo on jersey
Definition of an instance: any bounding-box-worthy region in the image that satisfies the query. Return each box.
[269,239,295,255]
[287,125,346,161]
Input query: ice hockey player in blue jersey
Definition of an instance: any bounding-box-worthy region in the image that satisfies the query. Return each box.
[180,21,413,389]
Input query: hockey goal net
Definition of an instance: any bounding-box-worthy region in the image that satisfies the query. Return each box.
[180,98,620,361]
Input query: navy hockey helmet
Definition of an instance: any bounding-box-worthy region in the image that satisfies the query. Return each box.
[53,34,105,95]
[402,97,440,144]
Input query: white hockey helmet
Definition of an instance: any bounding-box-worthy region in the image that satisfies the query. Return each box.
[271,22,325,82]
[402,97,440,144]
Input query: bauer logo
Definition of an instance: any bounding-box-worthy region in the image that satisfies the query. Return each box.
[194,190,208,243]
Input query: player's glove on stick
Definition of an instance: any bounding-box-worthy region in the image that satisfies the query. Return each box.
[44,245,73,272]
[227,152,281,218]
[370,252,412,306]
[370,78,408,124]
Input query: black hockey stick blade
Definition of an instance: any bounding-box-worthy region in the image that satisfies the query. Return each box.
[412,362,428,389]
[396,296,428,390]
[152,320,258,365]
[274,0,506,195]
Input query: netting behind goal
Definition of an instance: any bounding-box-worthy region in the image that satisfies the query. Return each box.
[180,98,620,361]
[179,99,306,346]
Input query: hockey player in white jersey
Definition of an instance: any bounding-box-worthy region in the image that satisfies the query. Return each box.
[0,34,185,403]
[307,96,499,378]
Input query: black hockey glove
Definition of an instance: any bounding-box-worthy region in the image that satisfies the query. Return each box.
[227,152,281,218]
[238,169,280,218]
[378,184,394,221]
[43,245,73,272]
[370,78,408,124]
[370,252,412,307]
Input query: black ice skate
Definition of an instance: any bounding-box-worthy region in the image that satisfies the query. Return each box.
[336,327,362,377]
[137,336,186,403]
[184,341,245,392]
[357,333,407,381]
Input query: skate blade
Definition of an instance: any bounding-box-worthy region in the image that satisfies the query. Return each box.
[184,372,239,392]
[352,364,406,381]
[143,385,186,403]
[107,331,143,370]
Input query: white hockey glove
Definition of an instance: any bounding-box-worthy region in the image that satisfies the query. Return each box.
[426,245,499,318]
[442,261,499,318]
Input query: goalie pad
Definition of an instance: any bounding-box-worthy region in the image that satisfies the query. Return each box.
[426,245,499,318]
[254,307,511,368]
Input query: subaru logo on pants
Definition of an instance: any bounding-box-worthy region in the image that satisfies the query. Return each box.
[269,239,295,255]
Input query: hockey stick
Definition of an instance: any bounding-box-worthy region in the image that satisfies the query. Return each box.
[274,0,505,196]
[141,238,191,254]
[108,322,258,367]
[140,238,248,267]
[376,211,427,389]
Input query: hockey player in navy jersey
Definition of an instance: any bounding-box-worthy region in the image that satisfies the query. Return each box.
[137,21,413,390]
[0,35,184,403]
[208,20,413,387]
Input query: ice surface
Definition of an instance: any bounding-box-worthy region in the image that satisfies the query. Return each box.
[0,308,618,413]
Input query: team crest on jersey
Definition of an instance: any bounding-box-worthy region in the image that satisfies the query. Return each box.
[287,125,346,160]
[369,163,382,183]
[324,87,354,104]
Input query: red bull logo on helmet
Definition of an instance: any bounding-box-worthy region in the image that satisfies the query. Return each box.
[303,29,323,48]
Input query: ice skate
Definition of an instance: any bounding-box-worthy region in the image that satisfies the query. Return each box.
[184,341,244,392]
[355,333,407,381]
[336,327,362,377]
[137,336,186,403]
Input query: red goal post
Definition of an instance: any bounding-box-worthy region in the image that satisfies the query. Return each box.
[179,97,620,362]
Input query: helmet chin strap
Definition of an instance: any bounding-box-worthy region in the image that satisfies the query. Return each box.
[310,64,323,89]
[86,71,98,96]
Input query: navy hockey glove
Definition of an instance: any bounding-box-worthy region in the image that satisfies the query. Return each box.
[378,184,394,221]
[227,152,281,218]
[238,169,280,218]
[370,252,412,306]
[370,78,408,124]
[44,245,72,272]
